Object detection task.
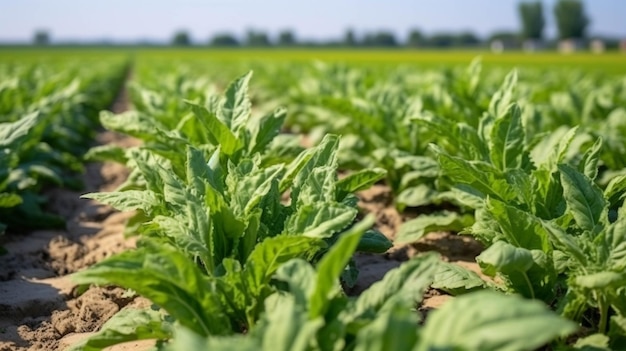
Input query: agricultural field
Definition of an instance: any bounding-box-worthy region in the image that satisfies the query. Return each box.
[1,48,625,351]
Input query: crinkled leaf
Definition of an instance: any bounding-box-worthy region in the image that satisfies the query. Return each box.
[578,137,603,181]
[248,107,286,155]
[353,298,418,351]
[432,262,490,295]
[486,199,551,251]
[285,202,357,238]
[67,308,171,351]
[187,101,243,155]
[559,164,608,233]
[71,245,230,336]
[309,217,374,318]
[82,190,158,213]
[477,241,534,276]
[416,290,577,351]
[342,253,438,327]
[0,112,40,149]
[219,71,252,131]
[489,103,525,171]
[432,145,517,202]
[396,211,474,244]
[84,144,129,164]
[336,168,386,199]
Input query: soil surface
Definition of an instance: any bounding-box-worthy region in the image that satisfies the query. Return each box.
[0,80,484,351]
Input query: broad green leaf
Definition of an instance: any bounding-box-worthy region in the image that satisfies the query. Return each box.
[185,146,209,196]
[100,110,177,143]
[295,166,336,206]
[343,253,438,326]
[0,112,40,149]
[433,145,517,202]
[219,71,252,131]
[285,203,357,239]
[605,206,626,268]
[486,199,551,251]
[505,168,534,208]
[67,308,171,351]
[477,241,534,276]
[248,107,286,155]
[533,126,578,170]
[417,290,577,351]
[559,164,608,233]
[260,294,323,351]
[396,184,439,209]
[432,262,490,295]
[187,101,243,155]
[82,190,159,214]
[336,168,386,199]
[353,298,418,351]
[0,193,22,208]
[72,245,231,336]
[604,174,626,206]
[575,271,626,290]
[476,242,553,299]
[573,333,610,350]
[309,216,374,318]
[274,259,317,306]
[289,134,339,204]
[396,211,474,244]
[228,163,284,217]
[242,235,324,298]
[356,229,393,254]
[84,144,129,164]
[164,326,259,351]
[578,137,603,181]
[541,220,587,266]
[489,103,525,171]
[488,70,517,119]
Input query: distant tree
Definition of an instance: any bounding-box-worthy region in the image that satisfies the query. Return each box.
[278,30,296,46]
[407,29,425,47]
[344,28,357,46]
[172,30,191,46]
[518,1,545,40]
[246,30,271,47]
[429,33,456,47]
[210,33,239,47]
[362,31,397,47]
[454,31,481,46]
[554,0,589,39]
[33,30,50,45]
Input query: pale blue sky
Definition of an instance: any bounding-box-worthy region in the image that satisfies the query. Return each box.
[0,0,624,43]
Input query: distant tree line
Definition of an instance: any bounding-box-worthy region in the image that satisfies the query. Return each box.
[165,1,594,49]
[168,28,485,48]
[30,0,618,49]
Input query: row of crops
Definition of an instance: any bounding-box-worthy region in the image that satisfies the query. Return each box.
[0,58,128,240]
[61,57,626,351]
[2,53,625,350]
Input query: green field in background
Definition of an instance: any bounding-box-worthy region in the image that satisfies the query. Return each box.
[0,47,624,74]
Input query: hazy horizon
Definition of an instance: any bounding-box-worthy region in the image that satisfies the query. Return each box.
[1,0,625,44]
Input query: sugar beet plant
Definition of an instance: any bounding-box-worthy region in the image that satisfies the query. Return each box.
[0,59,128,235]
[397,71,626,348]
[71,72,576,350]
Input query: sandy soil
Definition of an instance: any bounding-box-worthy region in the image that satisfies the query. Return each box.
[0,79,145,351]
[0,81,484,350]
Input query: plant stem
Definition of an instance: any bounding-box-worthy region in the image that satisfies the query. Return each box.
[522,272,536,300]
[598,294,609,334]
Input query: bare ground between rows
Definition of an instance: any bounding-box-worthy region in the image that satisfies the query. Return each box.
[0,95,484,350]
[0,77,146,351]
